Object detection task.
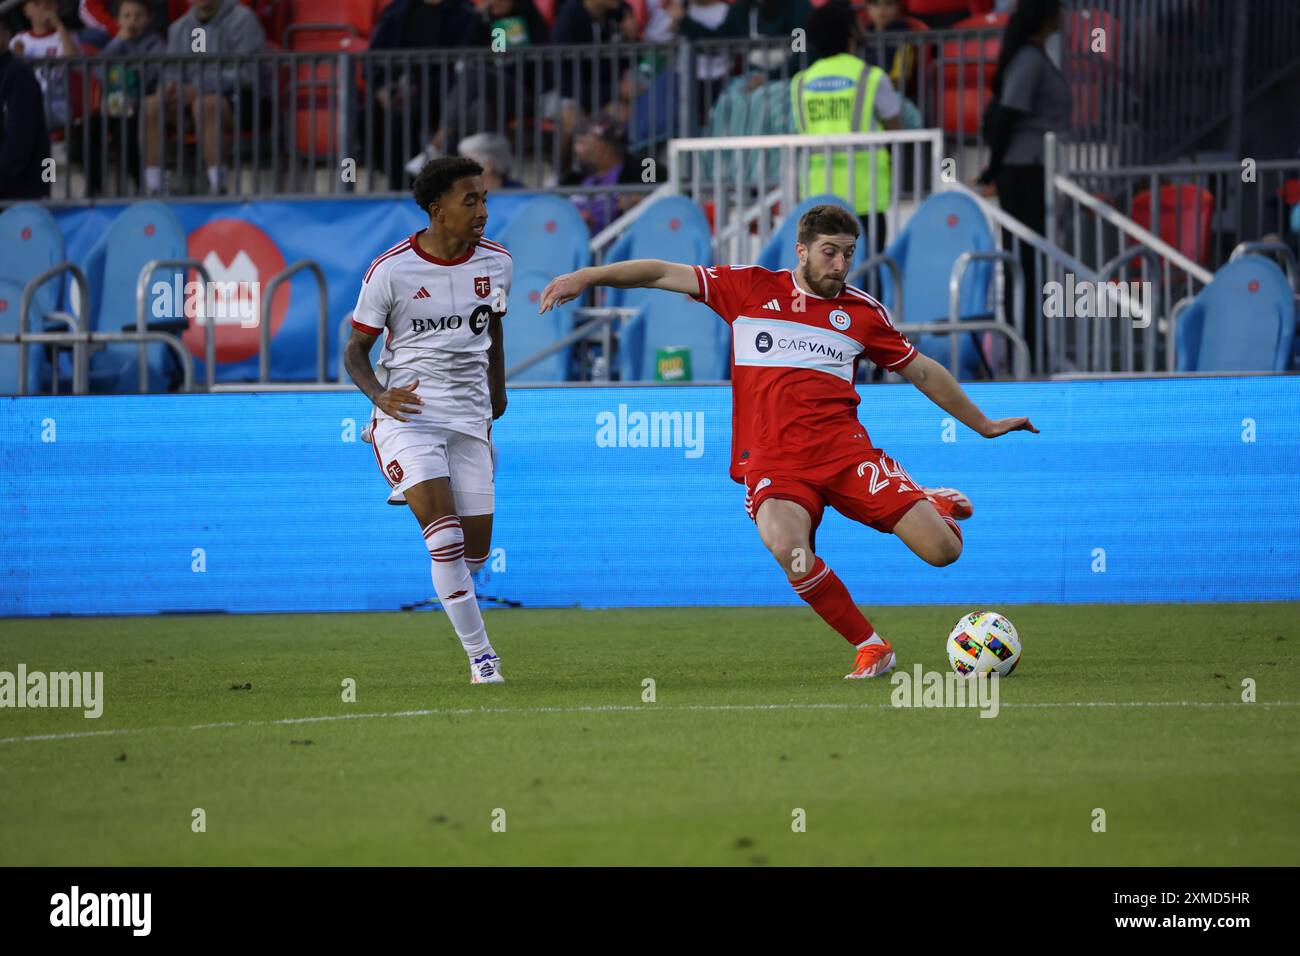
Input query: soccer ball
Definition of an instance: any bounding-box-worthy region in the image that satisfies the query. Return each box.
[946,611,1022,677]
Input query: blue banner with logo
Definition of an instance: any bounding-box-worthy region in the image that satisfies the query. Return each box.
[51,194,537,383]
[2,377,1298,616]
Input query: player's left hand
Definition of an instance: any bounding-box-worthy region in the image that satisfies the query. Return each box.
[980,416,1039,438]
[539,271,587,313]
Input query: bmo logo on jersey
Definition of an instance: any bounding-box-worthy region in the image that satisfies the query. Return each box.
[411,304,494,335]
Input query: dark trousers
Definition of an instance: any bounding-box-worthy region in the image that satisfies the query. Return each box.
[995,162,1046,373]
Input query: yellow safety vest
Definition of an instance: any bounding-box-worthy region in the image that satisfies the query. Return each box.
[791,53,892,215]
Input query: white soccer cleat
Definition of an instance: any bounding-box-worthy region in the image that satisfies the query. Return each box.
[470,653,505,684]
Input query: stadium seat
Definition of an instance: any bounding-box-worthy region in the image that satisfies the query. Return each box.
[1131,185,1215,267]
[0,204,66,392]
[78,202,189,393]
[495,195,592,280]
[285,0,375,48]
[603,196,728,381]
[1174,256,1295,372]
[878,190,994,377]
[1067,8,1119,126]
[505,270,574,382]
[534,0,556,28]
[931,11,1006,137]
[756,194,864,274]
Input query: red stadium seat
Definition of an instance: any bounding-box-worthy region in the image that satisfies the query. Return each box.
[905,0,971,16]
[1131,186,1216,267]
[1066,8,1119,126]
[534,0,557,28]
[931,11,1005,137]
[285,0,377,49]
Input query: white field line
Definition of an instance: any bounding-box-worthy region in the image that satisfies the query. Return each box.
[0,700,1296,746]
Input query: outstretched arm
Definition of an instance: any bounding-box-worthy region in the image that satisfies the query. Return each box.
[898,354,1039,438]
[538,259,699,312]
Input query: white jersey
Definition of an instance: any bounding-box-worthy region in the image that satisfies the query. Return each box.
[352,233,512,428]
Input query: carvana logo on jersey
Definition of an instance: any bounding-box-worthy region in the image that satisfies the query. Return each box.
[829,309,852,331]
[755,331,773,353]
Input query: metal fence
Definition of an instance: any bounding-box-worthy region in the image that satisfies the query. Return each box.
[1060,0,1300,170]
[23,25,1011,203]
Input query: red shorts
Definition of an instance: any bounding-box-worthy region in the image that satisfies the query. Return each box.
[742,447,928,534]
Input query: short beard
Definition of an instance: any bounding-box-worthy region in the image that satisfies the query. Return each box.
[798,264,842,299]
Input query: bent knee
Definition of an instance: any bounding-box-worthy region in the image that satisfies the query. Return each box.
[926,538,963,567]
[764,536,811,572]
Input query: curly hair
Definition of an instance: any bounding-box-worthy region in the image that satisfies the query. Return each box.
[412,156,485,213]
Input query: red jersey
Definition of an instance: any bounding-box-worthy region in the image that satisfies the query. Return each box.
[688,264,917,483]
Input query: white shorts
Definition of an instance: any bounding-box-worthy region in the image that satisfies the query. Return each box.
[369,417,496,515]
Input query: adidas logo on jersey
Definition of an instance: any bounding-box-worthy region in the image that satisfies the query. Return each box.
[762,299,781,312]
[412,287,431,299]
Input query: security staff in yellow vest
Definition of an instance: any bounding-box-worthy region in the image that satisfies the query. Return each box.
[791,1,902,253]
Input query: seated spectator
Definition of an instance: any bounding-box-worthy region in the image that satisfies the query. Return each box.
[369,0,481,188]
[861,0,914,89]
[415,0,551,165]
[561,113,644,234]
[457,131,524,189]
[89,0,163,193]
[10,0,84,134]
[143,0,266,195]
[550,0,637,167]
[0,15,53,199]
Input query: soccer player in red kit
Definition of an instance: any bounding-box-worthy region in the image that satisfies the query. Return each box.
[539,204,1037,679]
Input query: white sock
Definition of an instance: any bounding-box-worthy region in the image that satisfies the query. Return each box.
[857,634,886,648]
[206,165,226,193]
[144,166,161,192]
[424,516,493,659]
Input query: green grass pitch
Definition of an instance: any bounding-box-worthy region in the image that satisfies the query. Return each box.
[1,603,1297,866]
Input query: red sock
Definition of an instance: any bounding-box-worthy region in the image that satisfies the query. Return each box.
[790,557,875,646]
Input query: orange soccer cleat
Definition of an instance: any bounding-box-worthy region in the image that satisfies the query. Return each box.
[924,486,973,521]
[844,638,897,680]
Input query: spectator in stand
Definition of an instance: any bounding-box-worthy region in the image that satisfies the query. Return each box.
[0,15,53,199]
[550,0,638,175]
[976,0,1067,372]
[10,0,83,133]
[861,0,913,89]
[562,112,645,235]
[369,0,481,188]
[458,131,524,189]
[403,0,550,174]
[89,0,163,194]
[142,0,266,195]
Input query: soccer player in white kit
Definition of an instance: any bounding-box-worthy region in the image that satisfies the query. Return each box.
[344,157,512,684]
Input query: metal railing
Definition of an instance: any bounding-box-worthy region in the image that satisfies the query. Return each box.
[259,260,329,383]
[1,329,195,394]
[135,258,213,391]
[17,262,89,396]
[667,130,945,265]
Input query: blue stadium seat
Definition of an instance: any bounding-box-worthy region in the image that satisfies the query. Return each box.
[604,196,728,381]
[505,269,574,382]
[879,191,994,378]
[0,279,43,394]
[495,195,591,280]
[756,194,864,274]
[0,204,65,392]
[1175,256,1295,372]
[79,201,189,393]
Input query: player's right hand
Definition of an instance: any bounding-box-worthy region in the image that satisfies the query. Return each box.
[539,271,587,313]
[377,378,422,421]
